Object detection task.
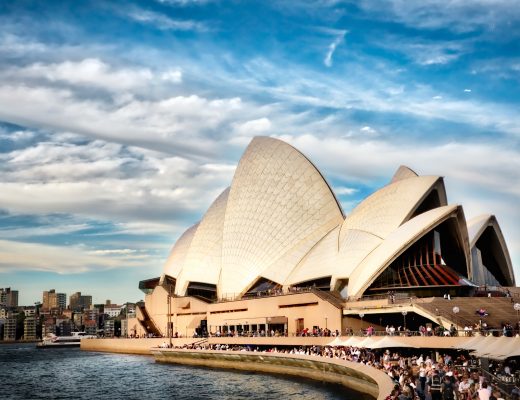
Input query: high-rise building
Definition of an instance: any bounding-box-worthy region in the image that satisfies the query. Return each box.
[104,319,115,337]
[42,289,54,310]
[24,317,37,340]
[0,288,19,307]
[69,292,92,311]
[69,292,80,311]
[3,315,16,341]
[56,293,67,309]
[42,289,66,310]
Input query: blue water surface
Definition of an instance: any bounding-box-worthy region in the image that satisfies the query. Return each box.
[0,343,370,399]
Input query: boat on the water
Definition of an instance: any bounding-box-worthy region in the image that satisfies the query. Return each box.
[36,332,96,348]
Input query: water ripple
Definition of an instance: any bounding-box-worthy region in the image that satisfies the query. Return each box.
[1,343,369,400]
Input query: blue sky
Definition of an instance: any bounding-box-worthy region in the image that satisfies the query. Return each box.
[0,0,519,306]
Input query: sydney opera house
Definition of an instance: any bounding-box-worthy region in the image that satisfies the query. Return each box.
[130,137,516,338]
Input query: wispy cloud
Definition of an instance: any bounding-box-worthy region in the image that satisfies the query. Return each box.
[126,8,207,31]
[0,0,519,298]
[324,30,346,67]
[0,136,234,224]
[0,239,159,274]
[357,0,520,34]
[13,58,158,91]
[0,223,90,239]
[334,186,358,196]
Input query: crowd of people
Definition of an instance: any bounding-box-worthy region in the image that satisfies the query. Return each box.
[163,341,519,400]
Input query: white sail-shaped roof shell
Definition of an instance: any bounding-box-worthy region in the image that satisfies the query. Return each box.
[162,222,199,279]
[159,137,514,299]
[284,226,341,286]
[175,188,229,295]
[219,137,344,297]
[339,175,447,241]
[391,165,418,183]
[467,214,515,286]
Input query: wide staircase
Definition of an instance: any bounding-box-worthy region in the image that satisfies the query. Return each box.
[310,288,345,310]
[137,304,162,337]
[414,296,519,329]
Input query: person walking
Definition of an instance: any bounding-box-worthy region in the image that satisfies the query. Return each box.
[441,375,455,400]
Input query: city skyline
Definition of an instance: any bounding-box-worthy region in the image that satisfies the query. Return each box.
[0,1,519,305]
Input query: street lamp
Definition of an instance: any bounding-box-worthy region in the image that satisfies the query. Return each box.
[359,313,364,335]
[325,315,328,330]
[514,303,520,334]
[402,311,408,331]
[452,306,460,333]
[167,284,172,347]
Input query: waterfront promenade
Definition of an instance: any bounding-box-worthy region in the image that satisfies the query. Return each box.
[81,335,516,399]
[80,335,474,355]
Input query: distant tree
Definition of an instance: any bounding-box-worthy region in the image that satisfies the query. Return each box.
[114,319,121,337]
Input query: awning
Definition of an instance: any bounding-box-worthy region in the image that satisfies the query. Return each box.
[472,336,519,359]
[369,335,413,349]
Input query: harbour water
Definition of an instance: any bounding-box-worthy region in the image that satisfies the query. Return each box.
[1,343,370,399]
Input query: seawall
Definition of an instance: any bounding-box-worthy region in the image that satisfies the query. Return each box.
[151,349,394,400]
[80,338,199,355]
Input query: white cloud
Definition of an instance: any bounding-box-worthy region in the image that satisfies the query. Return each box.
[324,31,346,67]
[0,84,246,158]
[0,33,47,55]
[0,239,158,274]
[360,126,377,135]
[220,56,520,139]
[334,186,358,196]
[358,0,520,34]
[127,8,206,31]
[0,223,90,239]
[0,129,36,141]
[8,58,183,92]
[161,68,183,82]
[0,137,234,225]
[230,117,272,145]
[88,249,137,255]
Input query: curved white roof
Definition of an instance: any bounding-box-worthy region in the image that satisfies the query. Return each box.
[467,214,515,286]
[334,229,383,282]
[262,224,339,285]
[162,222,199,279]
[175,188,229,295]
[284,225,341,286]
[219,137,344,296]
[158,136,514,300]
[339,176,446,242]
[347,205,469,298]
[390,165,418,183]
